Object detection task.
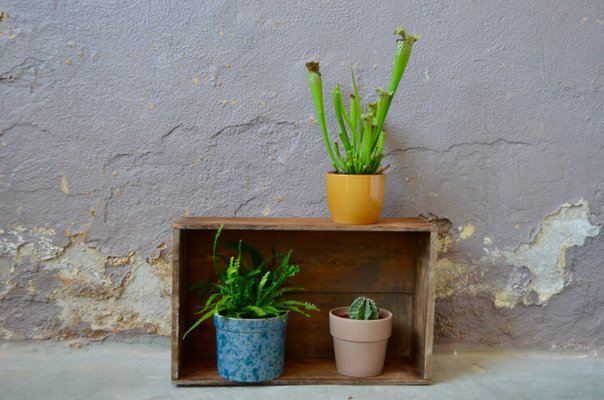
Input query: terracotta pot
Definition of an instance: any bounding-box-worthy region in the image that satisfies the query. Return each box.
[325,173,386,224]
[329,306,393,377]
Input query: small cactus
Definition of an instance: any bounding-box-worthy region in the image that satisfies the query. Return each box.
[349,297,379,320]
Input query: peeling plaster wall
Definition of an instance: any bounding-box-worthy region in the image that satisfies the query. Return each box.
[1,1,603,348]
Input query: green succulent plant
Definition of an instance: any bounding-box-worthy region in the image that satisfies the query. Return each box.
[349,296,379,320]
[306,26,419,174]
[183,225,319,339]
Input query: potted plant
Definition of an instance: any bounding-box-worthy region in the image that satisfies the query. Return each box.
[183,225,319,383]
[329,297,393,377]
[306,26,419,224]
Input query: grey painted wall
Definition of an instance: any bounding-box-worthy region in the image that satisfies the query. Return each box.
[1,1,603,347]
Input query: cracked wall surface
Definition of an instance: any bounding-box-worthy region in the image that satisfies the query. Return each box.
[1,1,603,348]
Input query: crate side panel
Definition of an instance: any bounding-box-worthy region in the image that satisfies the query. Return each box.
[411,231,436,379]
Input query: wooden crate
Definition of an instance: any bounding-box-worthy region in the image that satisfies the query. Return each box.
[172,218,436,385]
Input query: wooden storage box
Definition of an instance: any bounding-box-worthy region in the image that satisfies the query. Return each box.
[172,218,436,385]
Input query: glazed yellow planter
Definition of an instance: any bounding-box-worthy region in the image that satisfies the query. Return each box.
[326,173,386,224]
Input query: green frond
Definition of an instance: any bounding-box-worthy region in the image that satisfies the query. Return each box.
[183,225,318,338]
[242,305,267,317]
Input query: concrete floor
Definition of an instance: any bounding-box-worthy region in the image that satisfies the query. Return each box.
[0,338,602,400]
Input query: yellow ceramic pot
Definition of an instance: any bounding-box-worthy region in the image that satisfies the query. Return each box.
[326,173,386,224]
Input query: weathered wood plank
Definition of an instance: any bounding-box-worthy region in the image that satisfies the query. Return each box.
[181,229,417,293]
[174,358,430,386]
[174,217,435,232]
[412,231,436,379]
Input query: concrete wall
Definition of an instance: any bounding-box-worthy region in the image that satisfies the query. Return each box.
[1,1,602,348]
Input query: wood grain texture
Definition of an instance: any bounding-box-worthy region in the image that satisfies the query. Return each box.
[174,358,430,386]
[172,218,436,385]
[411,231,437,379]
[423,231,437,377]
[174,217,435,232]
[181,229,417,293]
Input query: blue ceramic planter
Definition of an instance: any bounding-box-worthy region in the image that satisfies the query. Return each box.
[214,313,288,382]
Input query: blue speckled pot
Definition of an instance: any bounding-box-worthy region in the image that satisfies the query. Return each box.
[213,313,288,382]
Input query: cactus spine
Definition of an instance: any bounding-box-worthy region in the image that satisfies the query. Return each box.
[349,297,379,320]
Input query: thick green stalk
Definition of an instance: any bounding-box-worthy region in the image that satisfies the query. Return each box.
[349,67,363,156]
[389,27,419,97]
[337,93,354,133]
[348,95,359,151]
[367,102,378,126]
[332,84,351,152]
[376,129,385,155]
[306,62,343,171]
[370,133,384,173]
[383,26,419,119]
[354,114,363,161]
[373,88,392,148]
[374,27,418,151]
[361,113,374,169]
[338,132,351,152]
[350,67,363,131]
[333,141,345,166]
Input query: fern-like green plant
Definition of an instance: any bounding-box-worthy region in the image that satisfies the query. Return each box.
[349,296,379,320]
[306,26,419,174]
[183,225,319,339]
